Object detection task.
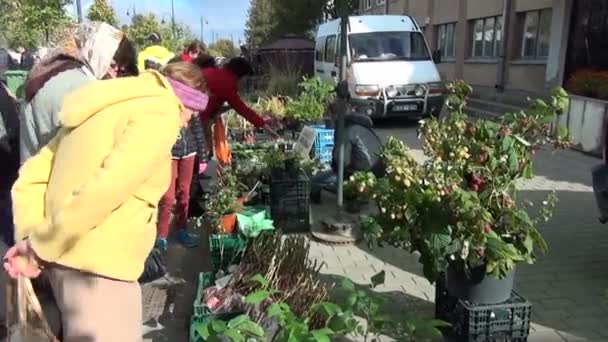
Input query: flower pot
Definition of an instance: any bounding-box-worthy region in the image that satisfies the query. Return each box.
[445,263,515,304]
[221,214,237,234]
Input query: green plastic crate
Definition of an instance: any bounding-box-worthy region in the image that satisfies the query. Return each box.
[5,70,28,96]
[209,234,248,274]
[190,271,244,342]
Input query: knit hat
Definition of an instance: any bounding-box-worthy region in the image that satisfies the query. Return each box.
[167,78,208,111]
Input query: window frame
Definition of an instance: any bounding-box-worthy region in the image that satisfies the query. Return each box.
[470,15,503,59]
[436,22,456,59]
[324,35,337,63]
[376,0,385,5]
[520,8,553,59]
[315,37,326,62]
[364,0,372,10]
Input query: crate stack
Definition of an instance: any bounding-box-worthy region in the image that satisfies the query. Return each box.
[435,281,532,342]
[311,125,335,165]
[269,169,311,233]
[190,272,243,341]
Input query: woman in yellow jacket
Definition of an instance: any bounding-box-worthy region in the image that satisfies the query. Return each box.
[4,62,208,341]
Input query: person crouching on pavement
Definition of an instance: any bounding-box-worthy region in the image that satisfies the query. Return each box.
[5,62,208,342]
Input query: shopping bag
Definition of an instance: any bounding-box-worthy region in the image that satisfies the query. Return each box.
[7,275,59,342]
[138,247,167,284]
[213,116,232,166]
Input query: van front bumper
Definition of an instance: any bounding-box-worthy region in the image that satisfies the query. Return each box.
[350,95,446,118]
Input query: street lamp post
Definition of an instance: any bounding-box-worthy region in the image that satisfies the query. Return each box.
[76,0,83,23]
[170,0,176,39]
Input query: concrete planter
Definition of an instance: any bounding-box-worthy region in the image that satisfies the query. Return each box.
[557,95,608,157]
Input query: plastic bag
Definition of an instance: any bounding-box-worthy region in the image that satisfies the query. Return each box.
[214,116,232,166]
[7,276,58,342]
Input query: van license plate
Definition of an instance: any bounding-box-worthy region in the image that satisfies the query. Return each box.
[393,104,418,112]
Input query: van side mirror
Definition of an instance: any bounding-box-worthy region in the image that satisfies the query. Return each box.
[432,50,442,64]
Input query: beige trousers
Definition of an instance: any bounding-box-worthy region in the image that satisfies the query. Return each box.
[47,266,142,342]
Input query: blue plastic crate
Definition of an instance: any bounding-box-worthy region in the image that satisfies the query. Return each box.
[313,127,335,148]
[313,144,333,164]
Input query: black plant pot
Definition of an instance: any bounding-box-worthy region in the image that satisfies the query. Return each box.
[345,199,367,214]
[284,159,299,177]
[445,263,515,304]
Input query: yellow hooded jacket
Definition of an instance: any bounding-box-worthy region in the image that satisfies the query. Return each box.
[12,70,182,281]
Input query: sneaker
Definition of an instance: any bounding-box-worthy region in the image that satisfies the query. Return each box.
[177,230,199,248]
[156,238,168,251]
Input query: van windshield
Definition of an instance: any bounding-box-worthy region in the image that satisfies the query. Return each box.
[349,31,430,62]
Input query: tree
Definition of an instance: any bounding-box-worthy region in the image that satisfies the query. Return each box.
[86,0,119,27]
[323,0,358,20]
[0,0,74,48]
[270,0,325,40]
[125,13,195,52]
[244,0,276,48]
[208,39,239,58]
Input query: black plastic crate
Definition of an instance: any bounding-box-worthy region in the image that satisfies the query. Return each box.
[269,170,311,233]
[436,281,531,342]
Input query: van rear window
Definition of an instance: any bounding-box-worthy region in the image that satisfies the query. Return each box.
[349,31,430,62]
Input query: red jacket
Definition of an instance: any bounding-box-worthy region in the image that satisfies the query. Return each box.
[199,68,265,128]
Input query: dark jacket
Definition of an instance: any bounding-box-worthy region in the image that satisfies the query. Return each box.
[171,116,206,159]
[0,83,19,195]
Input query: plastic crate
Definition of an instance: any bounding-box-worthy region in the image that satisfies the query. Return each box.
[190,272,245,342]
[312,144,333,164]
[269,170,311,233]
[5,70,27,97]
[209,234,248,273]
[435,281,531,342]
[312,126,335,148]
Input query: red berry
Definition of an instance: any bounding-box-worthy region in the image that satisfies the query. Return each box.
[471,184,480,192]
[484,225,492,233]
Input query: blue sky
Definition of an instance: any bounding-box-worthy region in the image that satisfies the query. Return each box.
[69,0,251,45]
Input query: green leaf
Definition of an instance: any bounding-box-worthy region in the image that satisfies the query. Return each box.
[370,270,386,288]
[248,274,270,288]
[557,126,569,139]
[267,303,284,318]
[223,328,244,342]
[523,162,534,179]
[238,321,265,337]
[508,150,519,173]
[523,235,534,254]
[194,321,211,339]
[227,315,251,329]
[245,290,274,305]
[311,302,341,317]
[310,329,333,342]
[211,319,228,333]
[502,136,513,152]
[340,277,355,291]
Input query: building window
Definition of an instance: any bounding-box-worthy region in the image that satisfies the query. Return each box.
[376,0,385,5]
[471,16,503,58]
[363,0,372,9]
[437,23,456,58]
[325,35,337,63]
[315,37,325,61]
[521,9,552,59]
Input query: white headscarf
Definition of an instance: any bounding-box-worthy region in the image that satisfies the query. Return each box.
[33,21,124,80]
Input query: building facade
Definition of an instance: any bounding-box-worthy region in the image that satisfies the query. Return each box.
[357,0,607,97]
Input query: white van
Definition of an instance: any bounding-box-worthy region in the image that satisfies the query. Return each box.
[315,15,445,118]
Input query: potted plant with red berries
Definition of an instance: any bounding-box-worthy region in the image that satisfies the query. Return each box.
[360,81,571,304]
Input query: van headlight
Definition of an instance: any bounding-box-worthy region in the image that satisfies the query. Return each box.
[414,85,426,97]
[355,85,380,97]
[386,86,399,98]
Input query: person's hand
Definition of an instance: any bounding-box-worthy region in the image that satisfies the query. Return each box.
[263,124,280,140]
[198,162,207,175]
[4,239,41,279]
